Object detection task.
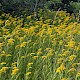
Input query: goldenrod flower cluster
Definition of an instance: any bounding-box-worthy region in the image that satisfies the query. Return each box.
[56,63,66,74]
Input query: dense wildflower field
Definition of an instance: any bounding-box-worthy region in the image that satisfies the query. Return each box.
[0,11,80,80]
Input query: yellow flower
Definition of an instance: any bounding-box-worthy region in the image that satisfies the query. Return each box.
[2,51,6,54]
[75,46,79,51]
[8,38,15,44]
[17,19,22,23]
[60,63,66,71]
[1,62,6,65]
[21,56,26,59]
[28,27,35,35]
[42,24,47,28]
[59,40,63,45]
[56,67,61,74]
[37,48,42,55]
[69,55,76,61]
[33,56,38,59]
[0,67,8,73]
[56,63,66,74]
[58,54,63,57]
[19,37,24,42]
[39,17,43,21]
[48,28,53,35]
[67,40,75,48]
[47,53,53,57]
[60,24,66,29]
[64,16,69,22]
[28,62,33,66]
[72,63,77,67]
[57,58,64,64]
[37,51,42,55]
[26,72,32,76]
[6,54,12,57]
[11,62,17,67]
[61,78,67,80]
[1,13,6,17]
[42,56,47,59]
[62,51,69,56]
[27,16,31,20]
[20,42,27,48]
[11,67,19,75]
[45,48,51,51]
[49,49,53,53]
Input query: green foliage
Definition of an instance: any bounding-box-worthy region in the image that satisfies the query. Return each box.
[0,0,35,16]
[70,2,80,10]
[0,0,80,17]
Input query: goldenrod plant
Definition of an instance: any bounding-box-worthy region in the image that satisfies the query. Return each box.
[0,11,80,80]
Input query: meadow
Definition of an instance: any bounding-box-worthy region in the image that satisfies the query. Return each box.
[0,11,80,80]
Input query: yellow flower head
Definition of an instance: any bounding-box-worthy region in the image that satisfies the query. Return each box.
[21,56,26,59]
[42,56,47,59]
[26,72,32,76]
[67,40,75,48]
[42,24,48,28]
[28,62,33,66]
[57,58,64,64]
[1,62,6,65]
[11,67,19,75]
[56,63,66,74]
[20,42,27,48]
[72,63,77,67]
[27,16,31,20]
[62,51,69,56]
[60,63,66,71]
[69,55,76,61]
[37,51,42,55]
[48,28,53,35]
[11,62,17,67]
[59,40,63,46]
[61,78,67,80]
[6,54,12,57]
[8,38,15,44]
[0,67,8,73]
[56,67,61,74]
[33,56,38,59]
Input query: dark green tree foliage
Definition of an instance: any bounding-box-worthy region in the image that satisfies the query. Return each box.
[0,0,36,16]
[0,0,79,16]
[45,0,79,15]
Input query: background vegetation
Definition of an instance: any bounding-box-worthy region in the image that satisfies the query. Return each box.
[0,0,80,17]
